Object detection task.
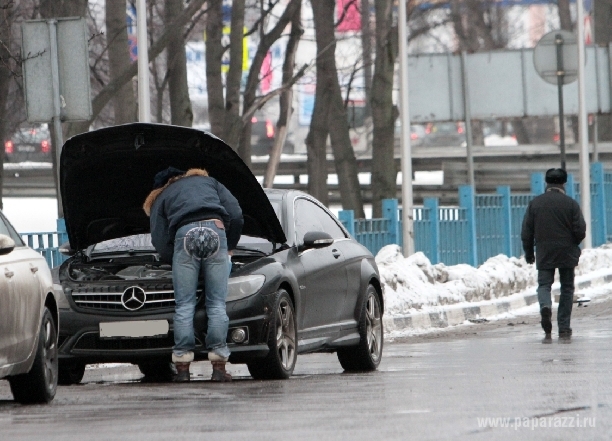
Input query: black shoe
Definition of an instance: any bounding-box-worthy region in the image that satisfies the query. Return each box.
[559,328,572,339]
[173,362,191,382]
[540,307,552,334]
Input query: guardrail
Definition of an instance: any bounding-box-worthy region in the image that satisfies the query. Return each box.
[20,219,68,268]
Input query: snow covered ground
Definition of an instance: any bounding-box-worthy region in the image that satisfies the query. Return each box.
[377,244,612,337]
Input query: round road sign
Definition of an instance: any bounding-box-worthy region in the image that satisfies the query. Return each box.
[533,30,579,85]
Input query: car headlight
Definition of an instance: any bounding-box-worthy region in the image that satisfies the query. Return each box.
[226,275,265,302]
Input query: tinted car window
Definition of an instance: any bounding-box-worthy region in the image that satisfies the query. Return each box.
[294,198,346,242]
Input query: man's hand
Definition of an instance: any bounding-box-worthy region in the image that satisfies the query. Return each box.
[525,253,535,265]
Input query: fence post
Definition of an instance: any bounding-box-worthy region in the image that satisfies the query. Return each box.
[459,185,478,266]
[497,186,513,257]
[382,199,399,246]
[338,210,355,237]
[566,173,576,200]
[530,172,545,195]
[591,162,607,247]
[423,198,439,264]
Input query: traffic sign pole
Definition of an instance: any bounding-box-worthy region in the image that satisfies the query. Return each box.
[48,20,64,217]
[555,34,566,170]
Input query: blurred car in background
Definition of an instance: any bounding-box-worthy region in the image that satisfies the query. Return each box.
[0,210,58,404]
[4,126,52,163]
[422,122,466,147]
[251,114,295,156]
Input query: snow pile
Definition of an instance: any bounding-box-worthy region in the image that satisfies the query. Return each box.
[376,244,612,316]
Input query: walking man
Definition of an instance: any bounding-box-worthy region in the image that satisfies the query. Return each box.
[521,168,586,339]
[144,167,243,382]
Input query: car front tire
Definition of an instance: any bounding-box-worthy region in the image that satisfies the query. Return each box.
[137,358,176,381]
[337,284,383,371]
[9,307,58,404]
[247,289,297,380]
[58,361,86,385]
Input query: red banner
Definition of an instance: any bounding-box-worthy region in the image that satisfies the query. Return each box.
[336,0,361,32]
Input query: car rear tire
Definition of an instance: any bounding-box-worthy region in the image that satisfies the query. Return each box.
[9,308,58,404]
[337,285,383,371]
[247,290,297,380]
[58,361,86,385]
[137,359,176,381]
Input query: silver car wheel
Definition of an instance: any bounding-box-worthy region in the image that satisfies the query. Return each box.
[365,292,383,363]
[275,297,296,370]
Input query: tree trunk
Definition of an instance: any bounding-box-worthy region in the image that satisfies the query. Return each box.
[166,0,193,127]
[360,0,374,152]
[264,5,302,188]
[106,0,136,124]
[311,0,364,217]
[238,0,301,167]
[222,0,245,147]
[557,0,573,31]
[0,8,14,210]
[205,0,225,137]
[370,0,398,218]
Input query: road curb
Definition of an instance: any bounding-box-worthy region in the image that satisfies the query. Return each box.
[383,270,612,332]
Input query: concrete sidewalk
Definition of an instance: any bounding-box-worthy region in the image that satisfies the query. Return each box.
[383,269,612,332]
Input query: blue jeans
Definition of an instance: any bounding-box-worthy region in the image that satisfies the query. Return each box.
[537,268,574,331]
[172,221,231,360]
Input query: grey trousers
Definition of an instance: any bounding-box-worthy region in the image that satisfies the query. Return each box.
[537,267,574,331]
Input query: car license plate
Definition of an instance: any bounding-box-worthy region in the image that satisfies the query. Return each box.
[99,320,169,338]
[17,146,35,152]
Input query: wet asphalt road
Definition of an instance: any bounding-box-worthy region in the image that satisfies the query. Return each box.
[1,297,611,441]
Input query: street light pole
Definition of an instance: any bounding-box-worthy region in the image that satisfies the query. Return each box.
[137,0,151,123]
[398,0,415,256]
[576,0,592,248]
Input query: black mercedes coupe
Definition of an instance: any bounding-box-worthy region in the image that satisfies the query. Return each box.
[55,123,383,383]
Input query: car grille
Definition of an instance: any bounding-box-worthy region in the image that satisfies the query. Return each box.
[72,331,203,352]
[70,285,202,312]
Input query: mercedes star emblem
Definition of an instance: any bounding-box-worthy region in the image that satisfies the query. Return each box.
[121,286,147,311]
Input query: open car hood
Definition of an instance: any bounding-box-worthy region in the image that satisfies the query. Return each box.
[60,123,287,251]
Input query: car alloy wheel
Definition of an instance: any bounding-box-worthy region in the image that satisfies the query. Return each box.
[9,307,58,404]
[247,289,297,380]
[337,285,383,371]
[275,296,297,371]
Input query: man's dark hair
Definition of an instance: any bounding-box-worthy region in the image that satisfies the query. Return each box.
[545,168,567,184]
[152,166,185,189]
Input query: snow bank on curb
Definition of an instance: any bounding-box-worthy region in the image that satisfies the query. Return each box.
[376,244,612,316]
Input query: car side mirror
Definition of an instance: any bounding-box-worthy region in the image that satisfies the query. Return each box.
[0,234,15,255]
[302,231,334,250]
[59,241,76,256]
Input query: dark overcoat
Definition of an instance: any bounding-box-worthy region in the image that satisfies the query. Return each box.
[521,187,586,270]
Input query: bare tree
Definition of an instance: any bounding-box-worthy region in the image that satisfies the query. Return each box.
[309,0,364,217]
[106,0,136,124]
[166,0,193,126]
[370,0,397,217]
[264,3,303,188]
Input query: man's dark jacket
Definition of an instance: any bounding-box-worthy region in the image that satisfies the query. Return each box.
[143,169,243,263]
[521,186,586,269]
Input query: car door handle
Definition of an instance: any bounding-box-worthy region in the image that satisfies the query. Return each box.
[332,249,341,259]
[4,269,14,278]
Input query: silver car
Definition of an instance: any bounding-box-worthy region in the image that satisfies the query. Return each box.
[0,211,59,403]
